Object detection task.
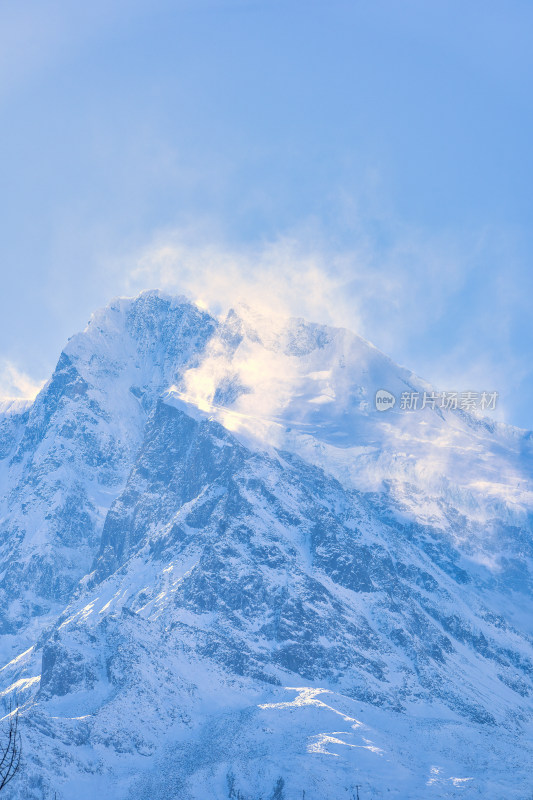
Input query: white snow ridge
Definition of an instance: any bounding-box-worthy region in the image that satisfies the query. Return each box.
[0,290,531,799]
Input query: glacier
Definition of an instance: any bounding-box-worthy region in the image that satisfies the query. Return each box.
[0,290,531,799]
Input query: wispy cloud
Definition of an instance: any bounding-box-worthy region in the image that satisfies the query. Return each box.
[121,217,479,353]
[117,215,525,426]
[127,231,358,329]
[0,360,45,401]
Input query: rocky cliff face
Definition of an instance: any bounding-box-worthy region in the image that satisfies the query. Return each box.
[0,294,215,659]
[0,291,531,799]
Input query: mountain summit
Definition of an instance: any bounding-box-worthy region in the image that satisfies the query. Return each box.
[0,291,531,799]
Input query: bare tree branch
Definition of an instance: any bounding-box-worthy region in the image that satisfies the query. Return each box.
[0,702,22,792]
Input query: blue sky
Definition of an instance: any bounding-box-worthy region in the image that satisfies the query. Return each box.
[1,0,532,427]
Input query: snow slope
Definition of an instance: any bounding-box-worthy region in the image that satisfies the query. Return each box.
[0,291,531,799]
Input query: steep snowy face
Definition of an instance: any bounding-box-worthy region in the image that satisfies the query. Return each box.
[0,290,532,800]
[166,302,533,603]
[4,396,532,800]
[174,303,533,523]
[76,400,533,719]
[0,292,216,660]
[0,400,31,461]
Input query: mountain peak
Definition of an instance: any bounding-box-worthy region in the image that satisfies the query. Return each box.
[0,291,531,799]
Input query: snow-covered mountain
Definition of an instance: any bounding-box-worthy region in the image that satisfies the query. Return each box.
[0,290,531,799]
